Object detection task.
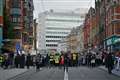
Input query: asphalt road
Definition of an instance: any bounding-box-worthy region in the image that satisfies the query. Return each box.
[8,67,120,80]
[68,67,120,80]
[8,67,64,80]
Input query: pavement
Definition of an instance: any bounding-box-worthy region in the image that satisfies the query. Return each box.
[0,67,29,80]
[99,66,120,77]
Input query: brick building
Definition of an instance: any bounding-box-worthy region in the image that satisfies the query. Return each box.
[105,0,120,52]
[0,0,3,53]
[3,0,34,53]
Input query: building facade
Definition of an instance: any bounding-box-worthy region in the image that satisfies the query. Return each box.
[57,39,68,53]
[83,0,120,55]
[37,10,85,53]
[0,0,3,53]
[3,0,34,53]
[66,25,84,53]
[105,0,120,52]
[22,0,34,53]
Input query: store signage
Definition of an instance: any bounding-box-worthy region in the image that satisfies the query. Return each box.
[106,37,119,45]
[114,38,120,44]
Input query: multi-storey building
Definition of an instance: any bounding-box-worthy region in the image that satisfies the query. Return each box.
[67,25,84,53]
[83,8,91,49]
[3,0,34,53]
[67,28,78,53]
[105,0,120,52]
[78,25,84,52]
[83,0,120,54]
[0,0,3,53]
[37,10,85,53]
[3,0,23,52]
[22,0,34,53]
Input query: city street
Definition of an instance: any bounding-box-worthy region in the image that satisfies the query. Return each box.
[7,67,120,80]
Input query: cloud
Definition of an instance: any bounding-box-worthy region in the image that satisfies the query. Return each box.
[33,0,95,18]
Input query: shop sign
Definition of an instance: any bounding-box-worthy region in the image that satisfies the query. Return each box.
[107,37,118,45]
[114,38,120,44]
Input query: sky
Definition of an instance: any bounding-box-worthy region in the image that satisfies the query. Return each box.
[33,0,95,18]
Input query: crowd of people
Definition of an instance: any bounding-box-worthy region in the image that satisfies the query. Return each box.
[0,53,35,69]
[0,50,119,74]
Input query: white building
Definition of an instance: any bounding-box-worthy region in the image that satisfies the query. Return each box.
[57,39,68,53]
[37,10,86,53]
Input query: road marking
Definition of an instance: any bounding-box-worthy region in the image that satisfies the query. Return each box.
[64,69,68,80]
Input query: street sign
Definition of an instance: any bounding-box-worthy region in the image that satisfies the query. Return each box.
[16,42,21,54]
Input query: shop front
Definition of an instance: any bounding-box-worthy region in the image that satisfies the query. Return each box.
[105,35,120,53]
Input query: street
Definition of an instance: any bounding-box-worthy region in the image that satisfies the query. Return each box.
[8,67,120,80]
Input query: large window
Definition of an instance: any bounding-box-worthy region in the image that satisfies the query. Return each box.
[46,27,71,30]
[46,44,58,47]
[12,0,20,8]
[11,17,21,23]
[46,36,66,38]
[10,8,21,15]
[46,31,68,34]
[46,40,60,42]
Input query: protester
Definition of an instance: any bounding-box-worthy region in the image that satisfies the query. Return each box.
[49,54,54,67]
[54,53,60,67]
[0,54,4,67]
[26,53,32,69]
[91,54,96,67]
[20,54,25,68]
[72,53,78,66]
[35,54,42,71]
[64,53,69,71]
[60,54,64,68]
[106,52,114,74]
[4,53,9,69]
[14,54,20,68]
[45,54,49,67]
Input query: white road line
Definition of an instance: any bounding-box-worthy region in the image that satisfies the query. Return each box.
[64,69,68,80]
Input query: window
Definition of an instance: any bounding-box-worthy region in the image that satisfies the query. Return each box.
[12,0,20,8]
[46,36,66,38]
[46,44,58,47]
[12,17,21,23]
[46,31,68,34]
[46,40,60,42]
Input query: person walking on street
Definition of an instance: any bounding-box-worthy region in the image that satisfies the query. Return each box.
[0,54,4,67]
[4,53,9,69]
[106,52,114,74]
[49,54,54,67]
[54,53,60,67]
[91,54,96,67]
[64,53,69,72]
[35,54,42,71]
[14,54,20,68]
[26,53,32,69]
[60,54,64,68]
[20,54,25,68]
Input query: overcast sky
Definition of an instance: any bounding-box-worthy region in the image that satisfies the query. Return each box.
[33,0,95,18]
